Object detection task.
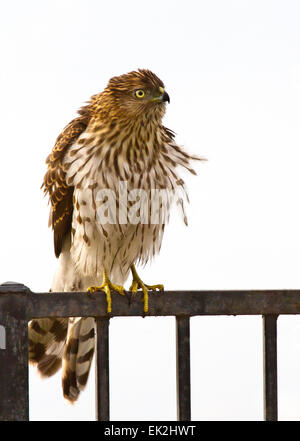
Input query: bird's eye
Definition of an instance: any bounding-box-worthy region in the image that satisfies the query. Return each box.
[135,89,145,99]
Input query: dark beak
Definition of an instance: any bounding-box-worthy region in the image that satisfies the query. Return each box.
[162,91,170,103]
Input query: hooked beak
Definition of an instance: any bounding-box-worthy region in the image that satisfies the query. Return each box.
[151,87,170,104]
[162,91,170,103]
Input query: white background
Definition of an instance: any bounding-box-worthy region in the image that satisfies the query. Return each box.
[1,0,300,420]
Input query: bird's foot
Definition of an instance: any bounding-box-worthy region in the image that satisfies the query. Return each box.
[129,264,164,313]
[87,269,125,313]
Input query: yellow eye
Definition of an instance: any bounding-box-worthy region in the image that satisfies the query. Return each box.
[135,89,145,98]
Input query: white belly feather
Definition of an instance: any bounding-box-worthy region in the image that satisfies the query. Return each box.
[63,127,190,284]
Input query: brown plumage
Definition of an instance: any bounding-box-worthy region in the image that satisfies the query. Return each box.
[43,104,90,257]
[29,69,203,402]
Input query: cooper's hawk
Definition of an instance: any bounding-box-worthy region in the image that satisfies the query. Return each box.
[29,69,202,402]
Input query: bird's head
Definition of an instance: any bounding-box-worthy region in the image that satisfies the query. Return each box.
[97,69,170,123]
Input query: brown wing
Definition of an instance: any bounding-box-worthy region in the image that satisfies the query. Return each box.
[43,105,91,257]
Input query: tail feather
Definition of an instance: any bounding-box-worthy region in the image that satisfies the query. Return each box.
[28,318,68,377]
[62,317,95,402]
[29,235,97,401]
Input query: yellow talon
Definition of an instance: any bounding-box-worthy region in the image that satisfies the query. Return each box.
[129,264,164,313]
[88,269,125,313]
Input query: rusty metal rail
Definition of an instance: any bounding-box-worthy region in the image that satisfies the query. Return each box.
[1,283,300,421]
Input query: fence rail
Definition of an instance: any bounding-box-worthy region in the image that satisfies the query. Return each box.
[1,282,299,420]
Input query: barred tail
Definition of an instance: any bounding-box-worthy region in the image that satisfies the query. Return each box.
[28,318,68,377]
[62,317,95,402]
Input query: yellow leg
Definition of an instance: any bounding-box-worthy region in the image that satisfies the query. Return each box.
[88,269,125,313]
[129,264,164,313]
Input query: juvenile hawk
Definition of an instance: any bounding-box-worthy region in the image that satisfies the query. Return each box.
[29,69,202,402]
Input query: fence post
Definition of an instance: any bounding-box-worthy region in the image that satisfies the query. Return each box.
[0,283,30,421]
[95,318,110,421]
[263,314,278,421]
[176,316,191,421]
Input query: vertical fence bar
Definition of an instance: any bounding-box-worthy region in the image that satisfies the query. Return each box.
[95,318,110,421]
[263,314,278,421]
[0,318,29,421]
[0,284,29,421]
[176,316,191,421]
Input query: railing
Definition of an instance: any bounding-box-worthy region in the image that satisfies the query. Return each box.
[1,282,299,421]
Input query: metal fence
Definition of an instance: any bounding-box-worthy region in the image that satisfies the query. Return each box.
[1,282,299,421]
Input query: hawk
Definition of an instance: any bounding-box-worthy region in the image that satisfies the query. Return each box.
[29,69,203,402]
